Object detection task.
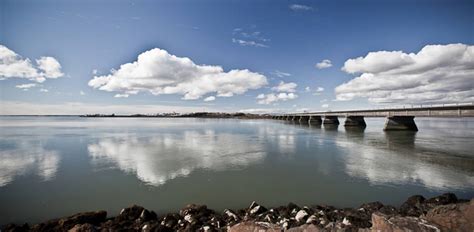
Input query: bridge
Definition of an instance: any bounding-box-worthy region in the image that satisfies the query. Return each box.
[271,104,474,131]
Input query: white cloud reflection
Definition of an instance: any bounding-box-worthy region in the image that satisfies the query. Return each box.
[337,132,474,190]
[0,141,60,187]
[87,130,266,186]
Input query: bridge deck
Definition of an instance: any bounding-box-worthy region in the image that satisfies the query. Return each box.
[284,105,474,117]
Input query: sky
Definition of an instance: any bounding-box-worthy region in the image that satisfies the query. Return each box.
[1,0,473,115]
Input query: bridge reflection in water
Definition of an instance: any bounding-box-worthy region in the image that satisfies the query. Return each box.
[272,104,474,131]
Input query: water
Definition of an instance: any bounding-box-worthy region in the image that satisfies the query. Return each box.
[0,117,473,224]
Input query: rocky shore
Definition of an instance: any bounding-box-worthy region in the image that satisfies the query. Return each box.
[2,193,473,232]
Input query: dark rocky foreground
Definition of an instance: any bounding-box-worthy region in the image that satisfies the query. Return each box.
[2,193,473,232]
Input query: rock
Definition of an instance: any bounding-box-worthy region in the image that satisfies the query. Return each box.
[118,205,145,221]
[371,212,441,232]
[228,221,280,232]
[287,224,323,232]
[0,223,30,232]
[359,201,383,212]
[399,195,426,216]
[305,215,317,224]
[295,209,309,222]
[141,222,174,232]
[248,201,267,215]
[68,223,97,232]
[58,211,107,230]
[423,198,474,232]
[223,209,240,222]
[139,209,157,222]
[425,193,458,206]
[160,213,179,228]
[342,217,351,226]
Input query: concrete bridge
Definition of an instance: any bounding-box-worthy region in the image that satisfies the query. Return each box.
[271,104,474,131]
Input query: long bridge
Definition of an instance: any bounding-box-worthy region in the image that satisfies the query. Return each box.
[271,104,474,131]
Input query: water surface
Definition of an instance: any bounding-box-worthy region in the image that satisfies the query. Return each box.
[0,117,473,224]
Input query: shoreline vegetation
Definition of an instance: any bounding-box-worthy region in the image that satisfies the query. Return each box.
[2,193,473,232]
[80,112,272,119]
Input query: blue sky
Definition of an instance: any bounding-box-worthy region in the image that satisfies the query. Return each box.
[1,0,473,114]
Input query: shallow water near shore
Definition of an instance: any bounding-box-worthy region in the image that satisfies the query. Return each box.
[0,116,473,224]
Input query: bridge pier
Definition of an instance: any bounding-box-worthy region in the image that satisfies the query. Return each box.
[309,116,322,125]
[344,116,366,127]
[299,116,310,124]
[323,116,340,125]
[383,116,418,131]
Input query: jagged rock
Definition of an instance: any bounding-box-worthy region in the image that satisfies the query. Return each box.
[305,215,318,224]
[423,198,474,232]
[295,209,309,222]
[160,213,179,228]
[68,223,97,232]
[359,202,383,212]
[141,222,174,232]
[228,221,280,232]
[223,209,240,223]
[248,201,267,215]
[0,223,30,232]
[371,212,441,232]
[399,195,426,216]
[287,224,323,232]
[117,205,145,221]
[425,193,458,206]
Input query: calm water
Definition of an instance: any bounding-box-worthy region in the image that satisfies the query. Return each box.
[0,117,473,224]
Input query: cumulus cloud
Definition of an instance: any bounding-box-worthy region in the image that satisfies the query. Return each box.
[289,4,313,11]
[316,59,332,69]
[0,45,64,82]
[15,83,37,89]
[40,88,49,92]
[204,96,216,102]
[257,92,298,105]
[305,86,311,92]
[272,81,297,92]
[336,44,474,104]
[88,48,268,100]
[321,104,329,108]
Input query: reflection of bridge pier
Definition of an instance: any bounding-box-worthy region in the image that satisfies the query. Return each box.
[272,104,474,131]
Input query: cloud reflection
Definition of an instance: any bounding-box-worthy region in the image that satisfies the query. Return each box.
[0,141,60,187]
[87,130,266,186]
[338,132,474,190]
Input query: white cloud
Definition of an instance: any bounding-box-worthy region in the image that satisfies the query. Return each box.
[36,57,63,78]
[321,104,329,108]
[289,4,313,11]
[257,92,298,105]
[232,38,268,48]
[40,88,49,92]
[316,59,332,69]
[305,86,311,92]
[80,91,85,95]
[114,94,129,98]
[204,96,216,102]
[272,81,297,93]
[92,69,98,75]
[273,70,291,78]
[0,45,64,82]
[88,48,268,100]
[15,83,37,89]
[313,87,324,96]
[336,44,474,104]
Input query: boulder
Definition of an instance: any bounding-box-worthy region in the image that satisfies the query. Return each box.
[67,223,97,232]
[370,212,441,232]
[117,205,145,221]
[423,198,474,232]
[399,195,426,216]
[228,221,280,232]
[248,201,267,216]
[425,193,458,206]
